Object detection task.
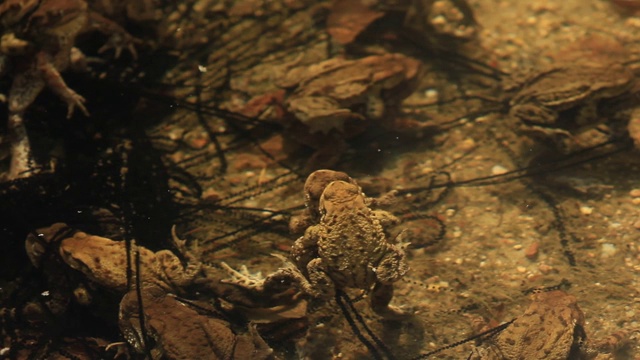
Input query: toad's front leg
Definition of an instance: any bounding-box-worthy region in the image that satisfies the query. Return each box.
[88,11,140,59]
[291,226,321,273]
[375,244,409,285]
[305,258,335,300]
[36,51,89,118]
[155,228,203,292]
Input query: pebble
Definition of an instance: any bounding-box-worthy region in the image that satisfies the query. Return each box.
[538,264,553,274]
[201,188,221,202]
[424,89,439,102]
[625,17,640,29]
[525,242,539,259]
[580,206,594,215]
[458,138,476,152]
[630,189,640,198]
[184,131,209,149]
[491,165,508,175]
[601,243,617,258]
[633,220,640,230]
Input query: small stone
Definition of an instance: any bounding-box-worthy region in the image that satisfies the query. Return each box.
[633,220,640,230]
[201,188,221,202]
[491,165,508,175]
[625,17,640,29]
[513,244,523,250]
[601,243,617,258]
[184,131,209,149]
[630,189,640,198]
[425,89,439,102]
[579,206,593,215]
[525,242,539,260]
[459,138,476,152]
[538,263,553,274]
[516,266,527,273]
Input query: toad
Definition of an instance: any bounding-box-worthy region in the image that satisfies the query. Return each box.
[281,54,421,134]
[508,62,635,152]
[26,223,201,296]
[26,224,274,359]
[119,285,272,360]
[0,0,138,179]
[473,290,634,360]
[219,255,308,322]
[278,54,421,168]
[289,169,358,234]
[290,179,410,318]
[474,290,586,360]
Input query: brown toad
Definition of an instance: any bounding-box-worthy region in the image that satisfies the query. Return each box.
[290,179,409,318]
[277,54,421,169]
[289,169,358,235]
[472,290,636,360]
[219,256,308,323]
[474,290,586,360]
[26,223,201,296]
[27,224,273,359]
[280,54,421,135]
[0,0,139,179]
[508,63,635,152]
[119,285,272,360]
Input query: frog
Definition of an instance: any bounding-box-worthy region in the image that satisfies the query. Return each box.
[26,223,202,296]
[290,179,410,318]
[508,62,635,152]
[118,285,273,360]
[473,290,634,360]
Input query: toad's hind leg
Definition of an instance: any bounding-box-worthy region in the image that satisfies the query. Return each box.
[371,282,412,319]
[6,113,34,179]
[6,70,46,180]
